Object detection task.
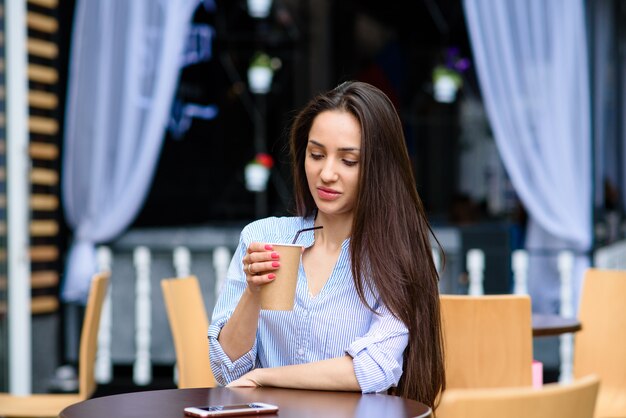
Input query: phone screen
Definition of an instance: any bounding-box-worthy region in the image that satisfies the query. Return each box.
[198,404,266,411]
[184,402,278,417]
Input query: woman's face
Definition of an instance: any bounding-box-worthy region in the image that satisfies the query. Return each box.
[305,110,361,220]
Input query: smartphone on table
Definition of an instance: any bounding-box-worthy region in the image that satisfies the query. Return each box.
[183,402,279,417]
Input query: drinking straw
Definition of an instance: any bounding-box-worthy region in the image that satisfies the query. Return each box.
[292,226,323,244]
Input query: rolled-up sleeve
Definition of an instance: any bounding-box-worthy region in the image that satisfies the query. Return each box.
[345,304,409,393]
[208,232,258,385]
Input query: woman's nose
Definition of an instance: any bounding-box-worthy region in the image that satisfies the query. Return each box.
[320,161,339,182]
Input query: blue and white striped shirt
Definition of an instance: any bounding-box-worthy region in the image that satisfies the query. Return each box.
[208,216,409,393]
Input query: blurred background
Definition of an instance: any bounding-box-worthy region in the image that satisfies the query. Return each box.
[1,0,625,397]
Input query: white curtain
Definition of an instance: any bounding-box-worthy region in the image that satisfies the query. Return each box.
[62,0,199,302]
[463,0,591,312]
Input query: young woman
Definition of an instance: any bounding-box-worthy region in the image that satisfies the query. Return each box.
[208,81,445,409]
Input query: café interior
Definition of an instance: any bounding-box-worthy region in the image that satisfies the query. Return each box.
[1,0,626,417]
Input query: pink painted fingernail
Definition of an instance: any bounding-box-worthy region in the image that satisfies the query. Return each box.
[268,274,276,280]
[265,244,273,250]
[271,252,279,259]
[272,261,280,268]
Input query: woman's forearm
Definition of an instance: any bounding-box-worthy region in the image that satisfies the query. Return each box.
[218,287,262,361]
[251,356,361,391]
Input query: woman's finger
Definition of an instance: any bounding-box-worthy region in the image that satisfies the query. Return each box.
[246,272,277,288]
[226,377,258,388]
[226,370,262,387]
[247,242,274,254]
[247,260,280,276]
[244,251,280,266]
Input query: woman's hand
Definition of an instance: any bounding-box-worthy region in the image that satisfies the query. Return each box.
[226,369,263,388]
[243,242,281,292]
[217,243,278,363]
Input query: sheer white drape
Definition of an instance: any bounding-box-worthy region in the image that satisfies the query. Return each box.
[463,0,592,312]
[62,0,199,302]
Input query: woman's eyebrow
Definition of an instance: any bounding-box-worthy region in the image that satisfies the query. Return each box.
[308,139,325,148]
[308,139,360,152]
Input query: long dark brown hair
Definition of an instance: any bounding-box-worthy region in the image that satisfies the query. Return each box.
[288,81,445,409]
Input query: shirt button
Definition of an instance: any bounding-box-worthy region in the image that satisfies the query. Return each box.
[302,310,308,317]
[297,348,304,355]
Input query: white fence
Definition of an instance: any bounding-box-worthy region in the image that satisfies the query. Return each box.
[90,233,626,387]
[437,240,626,384]
[454,241,626,298]
[594,239,626,270]
[87,224,243,385]
[94,244,232,385]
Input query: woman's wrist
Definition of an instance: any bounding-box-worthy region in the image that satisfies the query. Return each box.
[250,368,267,386]
[244,284,263,298]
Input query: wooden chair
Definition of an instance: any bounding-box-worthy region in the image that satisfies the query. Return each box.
[440,294,533,389]
[437,374,600,418]
[574,268,626,417]
[0,272,109,417]
[161,276,217,389]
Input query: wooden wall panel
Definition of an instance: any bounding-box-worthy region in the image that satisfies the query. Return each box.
[25,0,63,314]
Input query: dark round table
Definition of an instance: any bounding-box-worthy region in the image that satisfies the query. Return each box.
[60,386,432,418]
[532,313,582,337]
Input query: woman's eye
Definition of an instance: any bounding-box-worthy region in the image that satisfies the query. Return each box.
[309,153,324,160]
[343,159,358,167]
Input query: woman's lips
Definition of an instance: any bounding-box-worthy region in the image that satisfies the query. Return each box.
[317,187,341,200]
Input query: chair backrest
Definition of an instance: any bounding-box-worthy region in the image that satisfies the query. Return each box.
[440,294,533,389]
[574,268,626,415]
[161,276,217,388]
[437,374,600,418]
[79,272,110,399]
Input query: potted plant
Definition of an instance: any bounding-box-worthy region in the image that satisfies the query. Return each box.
[245,152,274,192]
[247,52,274,94]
